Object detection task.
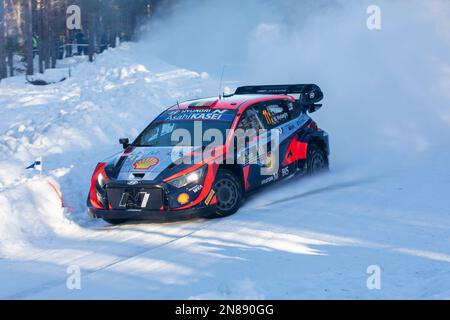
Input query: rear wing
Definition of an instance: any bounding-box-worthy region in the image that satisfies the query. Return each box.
[233,84,323,113]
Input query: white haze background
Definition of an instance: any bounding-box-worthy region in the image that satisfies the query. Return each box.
[141,0,450,166]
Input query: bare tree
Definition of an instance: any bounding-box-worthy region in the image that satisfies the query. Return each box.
[37,0,44,73]
[43,0,50,69]
[84,0,101,62]
[24,0,33,75]
[0,0,7,80]
[7,37,13,76]
[87,12,95,62]
[48,0,56,68]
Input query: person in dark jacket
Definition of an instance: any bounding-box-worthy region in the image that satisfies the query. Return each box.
[75,30,85,55]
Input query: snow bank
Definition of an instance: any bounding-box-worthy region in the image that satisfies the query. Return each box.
[0,43,215,256]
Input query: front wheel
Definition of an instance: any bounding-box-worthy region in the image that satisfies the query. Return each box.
[207,170,243,219]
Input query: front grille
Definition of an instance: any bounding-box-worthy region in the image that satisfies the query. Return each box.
[107,186,164,210]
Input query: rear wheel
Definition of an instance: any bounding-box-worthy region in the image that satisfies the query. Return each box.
[207,170,243,218]
[306,144,328,174]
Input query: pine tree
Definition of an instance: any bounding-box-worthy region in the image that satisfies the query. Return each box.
[48,0,56,68]
[24,0,33,75]
[1,0,163,80]
[0,0,7,80]
[37,0,44,73]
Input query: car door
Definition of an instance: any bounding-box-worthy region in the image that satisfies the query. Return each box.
[252,100,295,183]
[235,105,268,191]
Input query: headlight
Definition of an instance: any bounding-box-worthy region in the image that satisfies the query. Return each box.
[167,166,206,188]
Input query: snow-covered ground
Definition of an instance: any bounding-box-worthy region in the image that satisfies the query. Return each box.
[1,0,450,299]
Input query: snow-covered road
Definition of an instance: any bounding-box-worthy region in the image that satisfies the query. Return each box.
[1,158,449,299]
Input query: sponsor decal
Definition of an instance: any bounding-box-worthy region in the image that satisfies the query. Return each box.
[281,167,290,177]
[156,109,235,122]
[133,156,160,170]
[147,150,161,155]
[273,113,288,123]
[262,105,289,126]
[129,150,143,162]
[274,171,279,181]
[261,172,279,185]
[262,109,273,125]
[188,184,203,193]
[204,189,216,206]
[177,193,190,205]
[119,191,150,208]
[127,180,139,185]
[261,176,274,185]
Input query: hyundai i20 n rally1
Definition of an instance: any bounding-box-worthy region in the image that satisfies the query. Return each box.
[87,84,329,224]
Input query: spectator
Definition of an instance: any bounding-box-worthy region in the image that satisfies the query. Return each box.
[75,30,85,55]
[32,33,39,58]
[57,35,65,59]
[99,34,108,53]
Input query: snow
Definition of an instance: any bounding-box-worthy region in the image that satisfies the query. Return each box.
[1,0,450,299]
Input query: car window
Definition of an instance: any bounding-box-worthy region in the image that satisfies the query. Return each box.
[144,122,174,144]
[237,107,265,131]
[134,120,233,147]
[286,100,301,119]
[257,101,290,128]
[134,108,237,147]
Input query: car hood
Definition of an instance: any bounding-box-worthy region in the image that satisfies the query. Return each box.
[109,146,199,182]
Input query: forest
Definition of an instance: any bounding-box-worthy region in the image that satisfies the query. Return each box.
[0,0,166,79]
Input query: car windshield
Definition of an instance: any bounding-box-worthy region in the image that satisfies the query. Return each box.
[133,109,237,147]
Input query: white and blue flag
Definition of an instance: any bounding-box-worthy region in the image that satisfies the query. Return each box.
[26,157,43,172]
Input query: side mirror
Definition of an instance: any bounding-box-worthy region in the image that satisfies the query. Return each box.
[119,138,129,149]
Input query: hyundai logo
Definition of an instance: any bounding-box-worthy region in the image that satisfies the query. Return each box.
[127,180,139,186]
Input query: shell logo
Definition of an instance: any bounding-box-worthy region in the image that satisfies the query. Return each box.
[133,157,160,170]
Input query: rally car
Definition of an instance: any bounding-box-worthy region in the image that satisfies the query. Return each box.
[88,84,329,224]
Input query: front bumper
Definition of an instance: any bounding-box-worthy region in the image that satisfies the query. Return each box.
[89,206,213,222]
[88,164,217,222]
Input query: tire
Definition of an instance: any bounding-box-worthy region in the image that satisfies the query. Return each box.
[102,218,128,225]
[207,169,243,218]
[306,144,329,174]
